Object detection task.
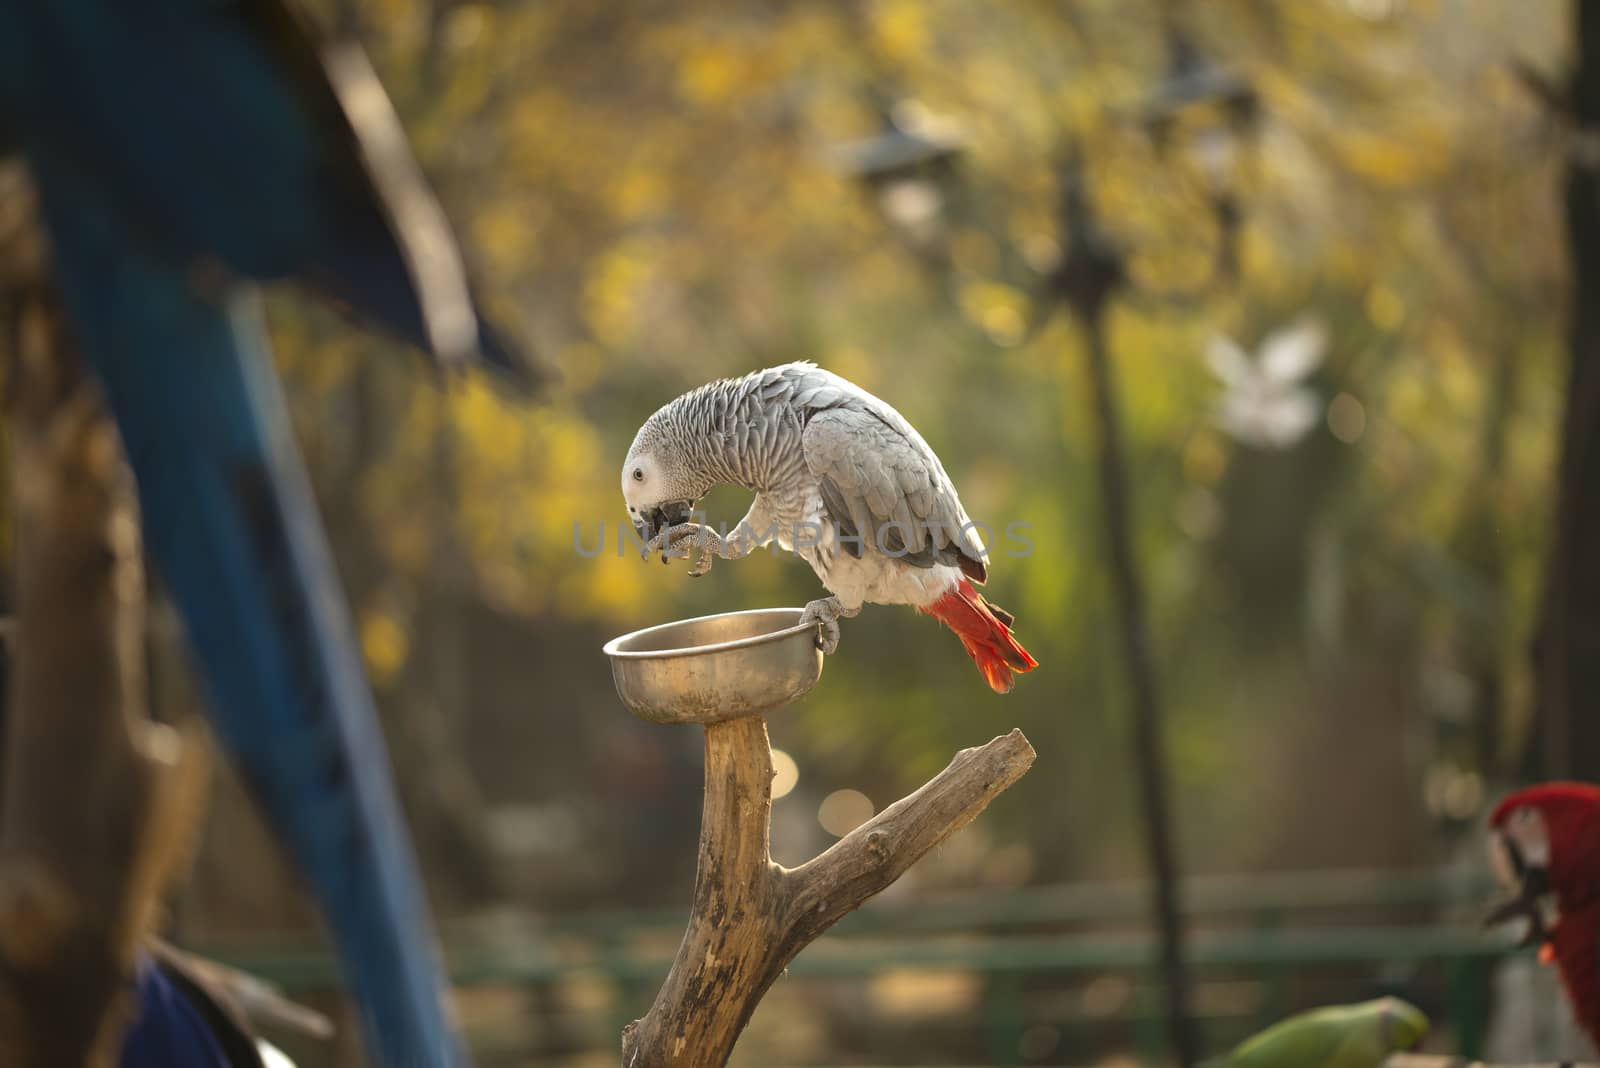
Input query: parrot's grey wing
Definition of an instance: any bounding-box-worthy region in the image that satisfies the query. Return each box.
[802,406,987,578]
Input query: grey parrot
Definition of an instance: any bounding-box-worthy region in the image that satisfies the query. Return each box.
[622,362,1037,693]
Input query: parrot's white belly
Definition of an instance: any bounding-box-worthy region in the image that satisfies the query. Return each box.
[766,488,959,611]
[819,550,963,611]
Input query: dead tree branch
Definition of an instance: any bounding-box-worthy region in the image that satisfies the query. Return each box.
[621,719,1035,1068]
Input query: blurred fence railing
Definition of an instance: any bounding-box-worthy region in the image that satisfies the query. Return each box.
[192,867,1515,1065]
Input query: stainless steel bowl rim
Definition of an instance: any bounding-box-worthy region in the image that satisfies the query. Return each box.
[601,607,815,661]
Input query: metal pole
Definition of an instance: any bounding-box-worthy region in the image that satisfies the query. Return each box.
[1050,152,1195,1066]
[1075,306,1197,1068]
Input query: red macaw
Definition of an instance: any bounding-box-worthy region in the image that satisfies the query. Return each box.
[1486,782,1600,1050]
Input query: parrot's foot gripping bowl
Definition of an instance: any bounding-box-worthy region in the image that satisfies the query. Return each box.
[603,608,823,724]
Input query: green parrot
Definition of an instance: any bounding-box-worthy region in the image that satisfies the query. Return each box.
[1206,997,1429,1068]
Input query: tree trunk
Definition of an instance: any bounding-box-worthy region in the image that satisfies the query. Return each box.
[1530,0,1600,781]
[0,163,205,1068]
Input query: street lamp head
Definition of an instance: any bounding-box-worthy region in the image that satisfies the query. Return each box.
[875,176,946,246]
[1141,29,1257,283]
[1142,28,1258,181]
[827,100,966,185]
[1048,150,1126,320]
[1143,29,1257,134]
[828,100,967,260]
[1190,122,1240,191]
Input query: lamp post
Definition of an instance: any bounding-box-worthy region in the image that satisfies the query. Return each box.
[1142,25,1259,284]
[1044,150,1196,1068]
[827,101,966,270]
[834,34,1253,1068]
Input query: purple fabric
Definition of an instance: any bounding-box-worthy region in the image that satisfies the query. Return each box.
[119,956,235,1068]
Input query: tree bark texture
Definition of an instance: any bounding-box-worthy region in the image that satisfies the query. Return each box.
[0,162,206,1068]
[1532,0,1600,779]
[621,720,1034,1068]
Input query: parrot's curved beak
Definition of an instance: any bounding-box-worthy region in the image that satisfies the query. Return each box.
[1483,831,1553,949]
[637,499,695,557]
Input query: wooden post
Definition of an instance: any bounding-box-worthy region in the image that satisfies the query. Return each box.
[621,717,1035,1068]
[1530,0,1600,780]
[0,162,206,1068]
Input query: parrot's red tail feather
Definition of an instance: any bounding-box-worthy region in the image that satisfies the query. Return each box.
[921,579,1038,694]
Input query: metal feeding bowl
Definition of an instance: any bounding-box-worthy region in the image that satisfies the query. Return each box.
[602,608,824,724]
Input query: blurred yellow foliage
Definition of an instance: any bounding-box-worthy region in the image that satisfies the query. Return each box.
[675,43,746,105]
[1365,284,1406,331]
[361,610,410,686]
[1337,127,1454,188]
[873,0,930,62]
[581,239,663,347]
[1183,433,1229,488]
[958,281,1029,347]
[260,0,1565,880]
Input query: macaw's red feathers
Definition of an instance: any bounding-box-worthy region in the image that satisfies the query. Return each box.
[1494,783,1600,900]
[1547,900,1600,1049]
[1492,782,1600,1049]
[1491,781,1600,820]
[920,578,1038,694]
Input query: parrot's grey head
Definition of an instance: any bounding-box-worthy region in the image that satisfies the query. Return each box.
[622,413,713,545]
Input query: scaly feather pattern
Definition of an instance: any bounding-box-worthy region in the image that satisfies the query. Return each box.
[626,363,1036,690]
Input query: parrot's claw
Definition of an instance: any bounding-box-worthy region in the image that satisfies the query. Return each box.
[799,596,851,655]
[816,618,840,654]
[645,522,722,576]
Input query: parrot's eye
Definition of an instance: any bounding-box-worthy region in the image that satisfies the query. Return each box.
[632,468,644,482]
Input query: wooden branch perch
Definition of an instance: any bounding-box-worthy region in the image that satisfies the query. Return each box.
[0,162,206,1068]
[621,717,1035,1068]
